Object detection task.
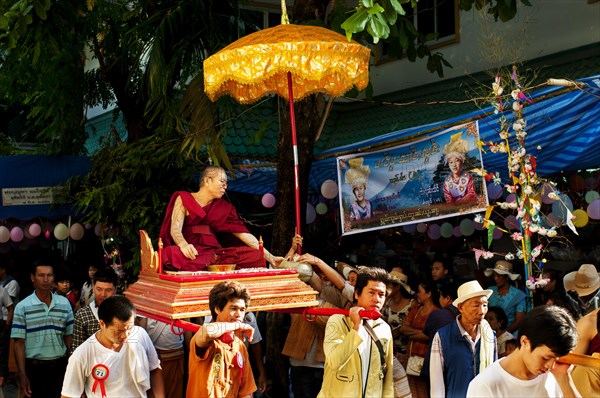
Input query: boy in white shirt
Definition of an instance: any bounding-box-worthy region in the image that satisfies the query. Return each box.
[61,295,165,398]
[467,305,580,398]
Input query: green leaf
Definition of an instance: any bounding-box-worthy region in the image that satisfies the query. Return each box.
[366,4,385,15]
[341,8,370,36]
[382,0,398,25]
[389,0,406,15]
[361,0,374,7]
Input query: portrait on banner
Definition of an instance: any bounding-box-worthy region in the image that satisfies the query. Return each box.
[337,121,489,235]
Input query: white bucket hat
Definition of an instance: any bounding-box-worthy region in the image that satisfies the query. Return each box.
[389,271,413,295]
[453,280,493,307]
[484,260,521,281]
[563,264,600,296]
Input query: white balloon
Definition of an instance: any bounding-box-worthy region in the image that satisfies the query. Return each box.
[54,223,69,240]
[0,226,10,243]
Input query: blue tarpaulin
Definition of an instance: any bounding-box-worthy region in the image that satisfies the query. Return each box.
[227,74,600,195]
[0,155,92,220]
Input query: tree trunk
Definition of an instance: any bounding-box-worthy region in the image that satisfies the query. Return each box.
[265,93,327,395]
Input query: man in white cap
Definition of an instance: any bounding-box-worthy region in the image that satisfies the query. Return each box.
[429,280,496,398]
[563,263,600,315]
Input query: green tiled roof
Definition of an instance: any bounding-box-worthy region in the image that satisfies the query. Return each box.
[85,43,599,160]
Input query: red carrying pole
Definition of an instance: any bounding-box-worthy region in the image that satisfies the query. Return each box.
[287,71,302,254]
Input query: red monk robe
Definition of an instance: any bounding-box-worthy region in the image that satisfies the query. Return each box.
[159,191,264,271]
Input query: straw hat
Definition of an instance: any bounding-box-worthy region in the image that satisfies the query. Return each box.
[563,264,600,296]
[484,260,521,281]
[389,271,413,295]
[453,280,493,307]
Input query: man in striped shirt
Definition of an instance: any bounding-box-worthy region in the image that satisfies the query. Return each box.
[11,260,74,398]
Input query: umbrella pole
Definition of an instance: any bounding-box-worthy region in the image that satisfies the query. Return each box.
[287,71,302,254]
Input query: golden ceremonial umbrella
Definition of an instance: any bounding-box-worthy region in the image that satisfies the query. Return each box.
[203,0,370,243]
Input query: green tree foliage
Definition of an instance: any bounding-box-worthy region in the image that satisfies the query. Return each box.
[0,0,530,266]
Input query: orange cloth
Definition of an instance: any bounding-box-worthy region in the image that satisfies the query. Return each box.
[405,305,432,357]
[187,337,256,398]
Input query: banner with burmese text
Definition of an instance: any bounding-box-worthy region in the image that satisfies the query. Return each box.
[337,121,489,235]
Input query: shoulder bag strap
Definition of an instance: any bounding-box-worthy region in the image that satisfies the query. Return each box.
[363,320,387,374]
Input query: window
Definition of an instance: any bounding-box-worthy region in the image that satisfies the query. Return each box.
[374,0,459,65]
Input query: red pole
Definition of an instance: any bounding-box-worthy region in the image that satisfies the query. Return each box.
[287,71,302,254]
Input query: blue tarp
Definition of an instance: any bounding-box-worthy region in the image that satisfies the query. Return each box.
[0,155,92,220]
[227,74,600,195]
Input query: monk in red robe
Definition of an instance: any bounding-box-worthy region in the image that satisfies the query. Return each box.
[160,166,283,271]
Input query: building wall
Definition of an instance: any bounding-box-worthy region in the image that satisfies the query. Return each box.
[370,0,600,95]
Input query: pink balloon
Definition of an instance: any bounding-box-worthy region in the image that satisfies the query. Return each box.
[492,228,503,240]
[29,223,42,238]
[45,230,51,239]
[588,199,600,220]
[453,226,462,237]
[504,215,519,230]
[10,227,24,243]
[427,224,441,240]
[261,193,276,208]
[487,183,503,200]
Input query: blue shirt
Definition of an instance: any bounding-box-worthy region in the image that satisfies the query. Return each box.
[11,291,74,360]
[488,285,526,327]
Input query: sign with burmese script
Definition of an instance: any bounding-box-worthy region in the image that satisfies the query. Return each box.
[337,121,488,235]
[2,187,55,206]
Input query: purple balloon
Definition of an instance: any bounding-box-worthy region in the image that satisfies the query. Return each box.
[492,228,503,240]
[453,226,462,237]
[428,224,441,240]
[588,199,600,220]
[10,227,24,243]
[487,183,503,200]
[403,223,417,233]
[506,193,516,203]
[504,215,519,230]
[416,223,428,233]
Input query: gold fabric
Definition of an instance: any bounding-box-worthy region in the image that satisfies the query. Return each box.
[204,24,371,104]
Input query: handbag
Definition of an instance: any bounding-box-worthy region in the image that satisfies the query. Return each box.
[405,341,424,376]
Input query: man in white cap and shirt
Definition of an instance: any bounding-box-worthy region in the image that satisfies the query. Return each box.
[429,280,496,398]
[563,263,600,315]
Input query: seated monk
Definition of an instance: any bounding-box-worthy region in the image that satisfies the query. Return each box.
[160,166,284,271]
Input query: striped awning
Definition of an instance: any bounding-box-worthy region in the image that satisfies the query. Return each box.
[227,74,600,195]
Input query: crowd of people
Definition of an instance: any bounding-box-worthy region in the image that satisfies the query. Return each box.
[0,166,598,398]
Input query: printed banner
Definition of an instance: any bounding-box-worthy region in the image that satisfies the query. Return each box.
[337,121,488,235]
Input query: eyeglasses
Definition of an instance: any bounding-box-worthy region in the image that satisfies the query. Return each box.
[209,177,228,187]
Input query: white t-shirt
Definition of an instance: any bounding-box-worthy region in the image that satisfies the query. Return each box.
[0,287,12,321]
[1,279,18,319]
[61,326,160,398]
[466,358,563,398]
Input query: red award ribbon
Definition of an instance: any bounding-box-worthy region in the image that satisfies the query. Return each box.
[92,363,110,398]
[235,351,244,381]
